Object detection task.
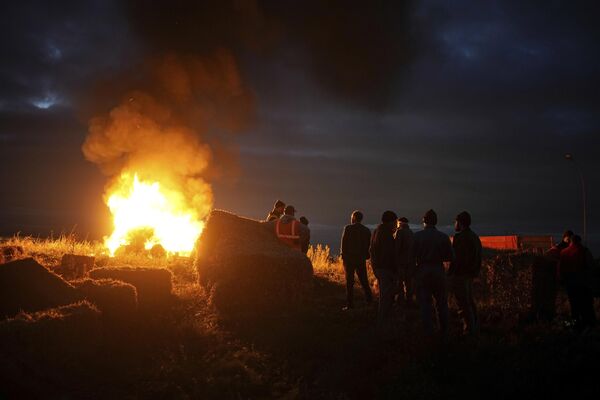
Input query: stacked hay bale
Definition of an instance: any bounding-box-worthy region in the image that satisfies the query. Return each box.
[88,267,173,309]
[72,278,138,319]
[0,258,82,319]
[56,254,95,280]
[196,210,314,313]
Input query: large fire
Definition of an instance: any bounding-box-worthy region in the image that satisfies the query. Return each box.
[104,173,204,256]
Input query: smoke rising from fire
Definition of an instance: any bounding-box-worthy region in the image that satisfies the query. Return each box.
[82,50,254,250]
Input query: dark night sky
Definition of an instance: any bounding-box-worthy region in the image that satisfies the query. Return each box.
[1,0,599,252]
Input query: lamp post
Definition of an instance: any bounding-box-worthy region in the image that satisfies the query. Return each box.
[564,153,587,243]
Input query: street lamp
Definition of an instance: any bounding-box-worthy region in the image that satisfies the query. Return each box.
[564,153,587,243]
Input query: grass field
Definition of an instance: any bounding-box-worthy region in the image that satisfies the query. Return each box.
[1,237,600,399]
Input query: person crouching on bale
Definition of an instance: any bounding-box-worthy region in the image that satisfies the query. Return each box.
[266,199,286,222]
[271,205,310,253]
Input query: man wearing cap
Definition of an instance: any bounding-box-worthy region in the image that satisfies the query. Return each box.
[340,210,373,310]
[266,200,286,222]
[273,205,310,252]
[413,209,454,337]
[370,210,398,328]
[395,217,415,307]
[448,211,482,336]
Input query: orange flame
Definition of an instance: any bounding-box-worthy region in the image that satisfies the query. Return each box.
[105,172,204,256]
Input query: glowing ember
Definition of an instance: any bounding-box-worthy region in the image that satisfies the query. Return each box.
[105,173,204,256]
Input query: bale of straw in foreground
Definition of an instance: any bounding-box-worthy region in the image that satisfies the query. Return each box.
[0,301,102,397]
[0,258,82,319]
[72,278,138,318]
[196,210,314,313]
[88,267,173,308]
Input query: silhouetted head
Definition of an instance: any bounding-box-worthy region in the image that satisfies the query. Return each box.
[381,210,398,225]
[455,211,471,232]
[423,209,437,226]
[397,217,409,229]
[351,210,363,224]
[284,205,296,216]
[562,230,574,244]
[571,235,582,245]
[274,199,285,213]
[299,216,309,226]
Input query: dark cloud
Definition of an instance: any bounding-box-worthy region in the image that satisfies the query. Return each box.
[123,0,419,110]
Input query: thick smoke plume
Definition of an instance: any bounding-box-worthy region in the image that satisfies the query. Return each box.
[124,0,418,110]
[82,50,254,218]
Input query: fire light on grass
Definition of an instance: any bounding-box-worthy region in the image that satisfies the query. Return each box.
[105,173,204,256]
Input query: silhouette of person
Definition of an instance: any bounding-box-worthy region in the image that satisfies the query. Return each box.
[448,211,482,336]
[299,216,310,253]
[266,200,285,222]
[413,209,453,338]
[340,210,373,310]
[559,234,597,332]
[395,217,415,307]
[370,210,398,327]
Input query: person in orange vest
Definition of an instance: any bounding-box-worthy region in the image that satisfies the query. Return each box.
[274,205,310,252]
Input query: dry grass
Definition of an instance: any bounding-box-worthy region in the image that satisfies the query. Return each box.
[1,234,198,276]
[308,244,377,287]
[3,234,105,268]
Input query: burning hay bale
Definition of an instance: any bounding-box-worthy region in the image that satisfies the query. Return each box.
[72,278,138,319]
[0,258,82,319]
[55,254,95,280]
[0,245,24,264]
[88,267,173,309]
[196,210,314,313]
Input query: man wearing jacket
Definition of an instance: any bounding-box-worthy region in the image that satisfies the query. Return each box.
[340,210,373,310]
[448,211,482,336]
[413,209,454,337]
[370,210,398,327]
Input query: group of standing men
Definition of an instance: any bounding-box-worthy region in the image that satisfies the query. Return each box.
[341,209,482,337]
